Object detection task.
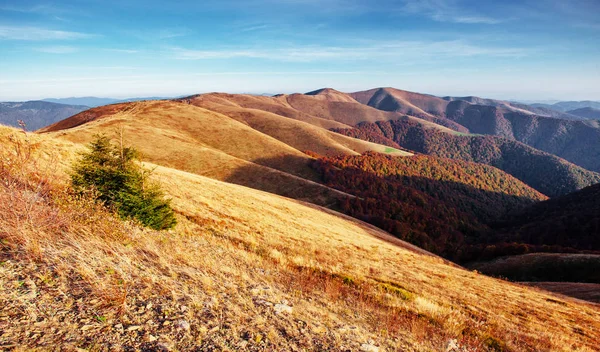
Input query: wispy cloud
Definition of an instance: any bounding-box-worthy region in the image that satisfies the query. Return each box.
[34,45,78,54]
[0,26,93,41]
[171,40,530,62]
[104,48,140,54]
[122,28,192,41]
[57,65,141,71]
[0,3,87,20]
[0,4,62,14]
[157,28,191,39]
[239,24,271,32]
[401,0,502,24]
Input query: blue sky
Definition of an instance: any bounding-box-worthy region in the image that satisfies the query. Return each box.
[1,0,599,101]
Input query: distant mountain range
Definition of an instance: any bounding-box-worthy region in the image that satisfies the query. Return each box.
[42,96,172,107]
[0,101,88,131]
[530,100,600,114]
[346,87,600,174]
[567,107,600,120]
[0,96,176,131]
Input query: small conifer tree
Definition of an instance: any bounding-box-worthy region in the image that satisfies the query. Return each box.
[71,135,176,230]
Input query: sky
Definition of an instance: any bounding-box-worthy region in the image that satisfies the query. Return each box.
[1,0,599,101]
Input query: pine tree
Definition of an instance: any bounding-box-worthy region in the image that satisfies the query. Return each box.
[71,135,176,230]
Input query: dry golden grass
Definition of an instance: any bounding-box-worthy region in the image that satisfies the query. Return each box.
[280,90,460,133]
[1,125,599,351]
[40,101,356,207]
[185,91,459,135]
[350,87,449,118]
[186,95,412,157]
[184,93,352,129]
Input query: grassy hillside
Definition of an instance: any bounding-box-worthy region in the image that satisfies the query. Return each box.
[181,93,352,129]
[351,88,447,117]
[188,89,467,134]
[347,87,468,132]
[40,100,362,207]
[182,94,411,157]
[333,119,600,197]
[1,125,599,351]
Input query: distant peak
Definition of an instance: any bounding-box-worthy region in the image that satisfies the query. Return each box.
[304,88,358,103]
[305,88,342,95]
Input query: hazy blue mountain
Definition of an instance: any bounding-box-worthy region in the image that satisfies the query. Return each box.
[0,101,88,130]
[443,96,582,120]
[43,96,173,107]
[531,101,600,113]
[43,97,119,107]
[567,107,600,120]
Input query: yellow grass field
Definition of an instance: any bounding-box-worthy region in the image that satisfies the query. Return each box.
[1,124,599,351]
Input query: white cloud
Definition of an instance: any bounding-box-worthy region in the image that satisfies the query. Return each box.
[0,26,93,41]
[104,48,139,54]
[239,24,270,32]
[34,45,78,54]
[401,0,502,24]
[170,40,529,62]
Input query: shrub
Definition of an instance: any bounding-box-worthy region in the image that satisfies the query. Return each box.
[71,135,176,230]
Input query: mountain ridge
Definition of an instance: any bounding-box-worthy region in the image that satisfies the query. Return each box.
[0,100,88,131]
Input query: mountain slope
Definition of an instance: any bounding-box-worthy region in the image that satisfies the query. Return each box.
[445,96,582,120]
[0,101,88,130]
[490,182,600,250]
[350,88,600,173]
[310,152,546,259]
[349,87,468,132]
[40,99,411,207]
[444,103,600,172]
[532,101,600,112]
[333,119,600,197]
[567,107,600,119]
[181,93,351,129]
[2,125,599,351]
[181,93,412,157]
[40,100,357,207]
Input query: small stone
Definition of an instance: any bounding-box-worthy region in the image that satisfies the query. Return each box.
[146,303,153,310]
[360,343,380,352]
[255,299,273,307]
[274,303,293,315]
[176,320,190,331]
[180,305,188,312]
[127,325,142,331]
[446,339,460,352]
[147,334,158,342]
[157,342,171,351]
[80,325,94,331]
[114,324,123,330]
